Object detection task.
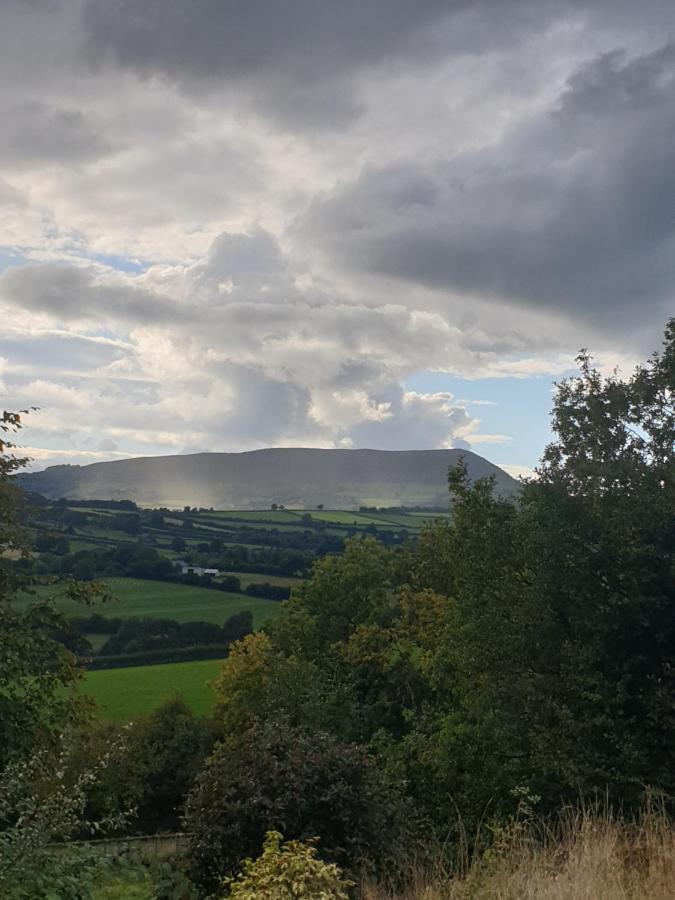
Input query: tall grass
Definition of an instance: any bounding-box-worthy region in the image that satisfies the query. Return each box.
[362,799,675,899]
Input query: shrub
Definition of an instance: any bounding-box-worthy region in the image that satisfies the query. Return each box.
[245,581,291,601]
[223,831,353,899]
[184,716,408,890]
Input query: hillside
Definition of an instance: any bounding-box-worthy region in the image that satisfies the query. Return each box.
[19,447,519,509]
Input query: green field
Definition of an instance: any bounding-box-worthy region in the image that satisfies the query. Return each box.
[203,509,304,523]
[81,658,221,721]
[16,577,282,627]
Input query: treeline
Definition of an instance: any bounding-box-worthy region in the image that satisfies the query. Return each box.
[25,541,292,598]
[72,610,253,668]
[26,528,316,580]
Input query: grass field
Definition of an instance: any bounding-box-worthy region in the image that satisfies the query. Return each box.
[80,658,221,721]
[204,509,303,523]
[16,577,282,627]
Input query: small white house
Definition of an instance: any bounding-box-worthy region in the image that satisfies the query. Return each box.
[172,560,220,577]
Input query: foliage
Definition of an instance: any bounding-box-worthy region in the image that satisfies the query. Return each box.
[401,321,674,826]
[184,716,408,891]
[81,698,215,834]
[244,581,291,601]
[223,831,353,900]
[150,860,200,900]
[0,735,130,899]
[281,537,396,653]
[201,321,675,866]
[129,699,215,832]
[0,411,110,768]
[91,874,154,900]
[85,610,254,668]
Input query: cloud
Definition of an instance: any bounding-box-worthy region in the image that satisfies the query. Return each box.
[2,228,551,457]
[80,0,461,127]
[0,101,112,167]
[0,263,179,326]
[298,42,675,339]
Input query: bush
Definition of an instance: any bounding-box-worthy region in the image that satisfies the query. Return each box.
[219,574,242,592]
[245,581,291,601]
[223,831,353,899]
[83,700,216,834]
[184,717,408,891]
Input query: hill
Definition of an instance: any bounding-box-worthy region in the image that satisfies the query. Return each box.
[18,447,519,509]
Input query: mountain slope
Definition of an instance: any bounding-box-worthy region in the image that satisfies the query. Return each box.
[19,448,520,509]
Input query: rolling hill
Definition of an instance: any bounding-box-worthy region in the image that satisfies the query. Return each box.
[19,447,519,509]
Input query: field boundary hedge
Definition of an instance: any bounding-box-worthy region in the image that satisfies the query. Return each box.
[87,643,232,669]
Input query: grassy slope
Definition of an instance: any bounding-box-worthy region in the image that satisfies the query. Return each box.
[81,658,221,721]
[16,577,282,627]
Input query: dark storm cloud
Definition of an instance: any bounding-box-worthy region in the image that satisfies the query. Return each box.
[82,0,449,79]
[81,0,552,126]
[299,43,675,329]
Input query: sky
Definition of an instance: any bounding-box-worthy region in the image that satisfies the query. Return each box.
[0,1,673,478]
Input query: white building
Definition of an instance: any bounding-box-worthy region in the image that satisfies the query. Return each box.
[172,560,220,577]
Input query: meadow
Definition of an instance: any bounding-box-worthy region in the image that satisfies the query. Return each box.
[16,577,282,627]
[80,658,221,721]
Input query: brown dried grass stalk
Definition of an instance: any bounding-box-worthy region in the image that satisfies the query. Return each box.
[361,797,675,900]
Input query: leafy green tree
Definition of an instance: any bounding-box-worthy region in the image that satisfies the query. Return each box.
[0,411,98,768]
[0,733,131,898]
[184,716,407,891]
[404,320,675,821]
[271,536,396,656]
[83,699,216,835]
[521,319,675,800]
[0,411,134,897]
[209,320,674,851]
[129,699,215,832]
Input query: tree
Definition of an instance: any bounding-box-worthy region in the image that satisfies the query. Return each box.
[0,411,135,896]
[404,320,675,821]
[0,411,95,768]
[124,699,216,833]
[184,716,406,891]
[522,319,675,801]
[272,537,396,655]
[171,536,186,552]
[0,737,130,897]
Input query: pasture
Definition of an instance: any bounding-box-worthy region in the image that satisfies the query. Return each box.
[16,577,281,628]
[80,658,221,721]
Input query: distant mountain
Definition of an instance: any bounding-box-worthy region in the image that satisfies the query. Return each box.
[18,448,520,509]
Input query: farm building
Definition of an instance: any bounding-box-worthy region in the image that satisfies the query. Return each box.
[172,561,220,577]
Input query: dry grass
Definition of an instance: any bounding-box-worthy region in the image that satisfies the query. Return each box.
[362,800,675,900]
